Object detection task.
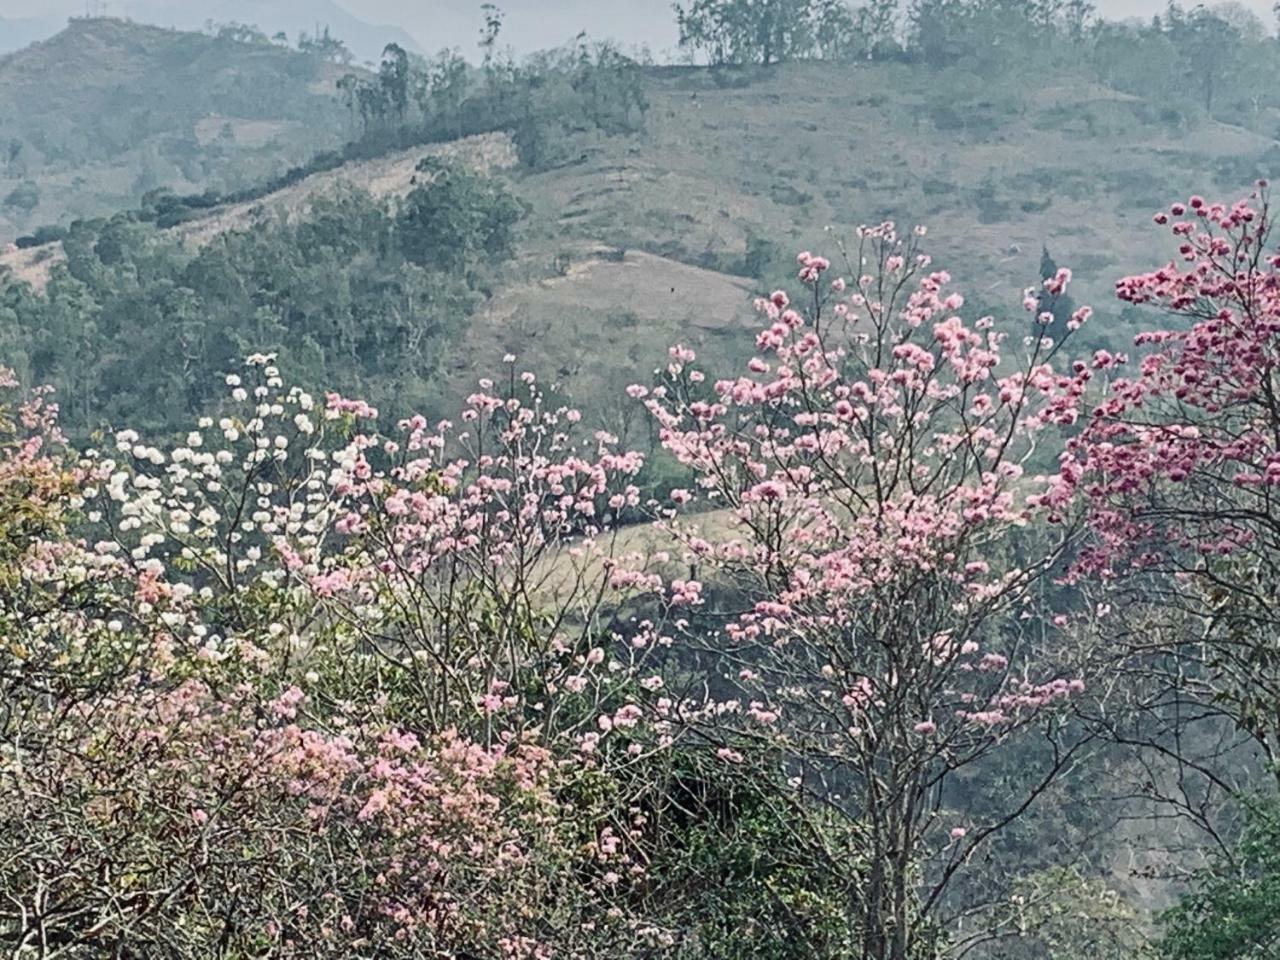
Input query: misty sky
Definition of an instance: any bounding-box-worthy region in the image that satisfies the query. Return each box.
[256,0,1280,54]
[339,0,1240,55]
[3,0,1274,57]
[344,0,683,56]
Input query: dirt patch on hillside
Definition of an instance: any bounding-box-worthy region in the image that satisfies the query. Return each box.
[173,132,518,248]
[441,248,758,423]
[193,116,296,147]
[1028,82,1142,106]
[0,243,66,292]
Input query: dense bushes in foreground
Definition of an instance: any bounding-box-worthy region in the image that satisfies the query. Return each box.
[3,186,1280,956]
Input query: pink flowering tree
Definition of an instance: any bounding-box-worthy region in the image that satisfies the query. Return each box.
[4,348,874,957]
[294,366,667,746]
[641,228,1096,958]
[4,672,585,956]
[0,357,697,957]
[95,357,669,737]
[1061,185,1280,781]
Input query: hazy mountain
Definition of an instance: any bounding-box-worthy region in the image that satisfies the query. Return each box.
[0,17,353,238]
[0,1,417,64]
[0,1,679,62]
[127,0,421,63]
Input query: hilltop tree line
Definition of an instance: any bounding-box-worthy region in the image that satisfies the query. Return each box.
[204,11,649,165]
[335,20,648,172]
[675,0,1277,120]
[204,19,355,64]
[197,26,649,176]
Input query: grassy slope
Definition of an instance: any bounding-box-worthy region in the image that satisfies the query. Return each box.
[5,43,1274,420]
[441,60,1276,415]
[0,17,354,240]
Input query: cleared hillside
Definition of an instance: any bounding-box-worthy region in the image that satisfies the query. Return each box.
[433,61,1279,410]
[523,62,1271,302]
[0,18,354,240]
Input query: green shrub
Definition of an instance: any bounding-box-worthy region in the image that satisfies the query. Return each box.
[2,181,39,215]
[1161,800,1280,960]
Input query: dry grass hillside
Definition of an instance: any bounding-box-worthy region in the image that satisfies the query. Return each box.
[519,62,1274,306]
[458,61,1278,411]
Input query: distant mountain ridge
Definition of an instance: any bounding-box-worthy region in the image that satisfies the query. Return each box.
[0,17,355,239]
[0,1,416,64]
[129,0,420,63]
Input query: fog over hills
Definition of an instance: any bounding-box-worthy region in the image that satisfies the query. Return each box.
[3,0,1275,62]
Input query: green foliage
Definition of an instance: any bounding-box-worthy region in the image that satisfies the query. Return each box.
[1161,800,1280,959]
[892,0,1278,130]
[990,867,1156,959]
[380,43,412,126]
[627,753,865,957]
[398,159,526,271]
[743,232,788,282]
[675,0,900,62]
[1,169,524,435]
[2,181,39,216]
[1163,4,1243,113]
[674,0,831,65]
[332,35,647,171]
[1089,7,1275,124]
[207,20,271,46]
[480,37,651,171]
[296,25,353,65]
